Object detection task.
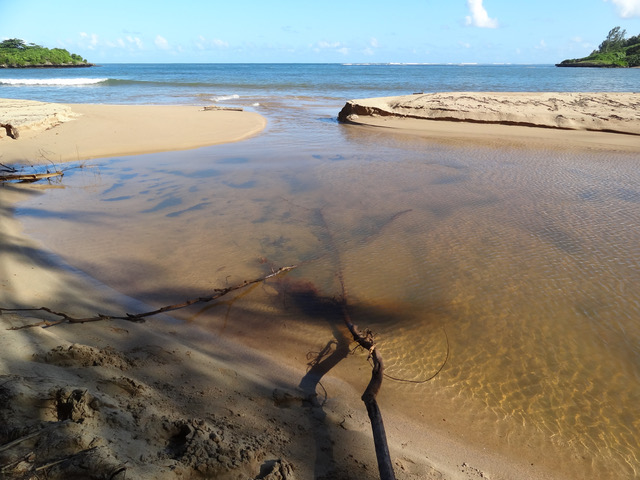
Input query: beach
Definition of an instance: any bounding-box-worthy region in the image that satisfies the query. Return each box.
[0,98,266,164]
[2,91,640,479]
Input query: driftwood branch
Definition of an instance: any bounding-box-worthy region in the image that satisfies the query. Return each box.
[339,295,396,480]
[1,161,67,183]
[315,200,396,480]
[2,265,296,329]
[0,420,71,453]
[202,106,243,112]
[0,170,64,183]
[0,123,19,139]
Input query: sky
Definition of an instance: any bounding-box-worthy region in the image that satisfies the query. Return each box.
[2,0,640,63]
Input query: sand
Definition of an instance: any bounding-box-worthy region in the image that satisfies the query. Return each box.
[0,99,267,164]
[1,96,601,479]
[0,185,528,480]
[339,92,640,152]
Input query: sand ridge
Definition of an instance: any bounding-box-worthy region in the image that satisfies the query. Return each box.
[339,92,640,135]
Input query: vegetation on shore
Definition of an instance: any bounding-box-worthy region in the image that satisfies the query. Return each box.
[557,27,640,67]
[0,38,92,68]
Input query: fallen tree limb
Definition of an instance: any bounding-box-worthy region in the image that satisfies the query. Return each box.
[0,421,72,453]
[0,170,64,183]
[34,446,98,472]
[338,290,396,480]
[2,265,297,329]
[314,202,396,480]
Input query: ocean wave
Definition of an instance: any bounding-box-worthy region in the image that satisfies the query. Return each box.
[0,77,108,86]
[211,94,239,102]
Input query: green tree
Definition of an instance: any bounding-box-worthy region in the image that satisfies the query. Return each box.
[0,38,90,66]
[0,38,27,49]
[599,26,627,53]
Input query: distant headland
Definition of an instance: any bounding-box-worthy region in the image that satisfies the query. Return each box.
[0,38,94,68]
[557,27,640,68]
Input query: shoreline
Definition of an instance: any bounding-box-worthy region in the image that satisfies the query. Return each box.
[0,183,552,480]
[0,63,96,69]
[0,98,267,165]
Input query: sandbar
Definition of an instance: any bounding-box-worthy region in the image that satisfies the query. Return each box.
[0,98,267,164]
[339,92,640,152]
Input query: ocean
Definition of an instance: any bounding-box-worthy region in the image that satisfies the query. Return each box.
[2,64,640,479]
[1,62,639,106]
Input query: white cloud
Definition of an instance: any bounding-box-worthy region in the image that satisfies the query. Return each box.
[196,36,229,49]
[317,41,342,49]
[312,41,349,55]
[605,0,640,18]
[570,36,593,51]
[104,35,144,51]
[535,39,547,50]
[155,35,169,50]
[465,0,499,28]
[127,36,143,49]
[370,37,379,48]
[79,32,99,50]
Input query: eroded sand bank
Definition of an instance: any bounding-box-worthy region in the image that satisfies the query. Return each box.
[339,92,640,152]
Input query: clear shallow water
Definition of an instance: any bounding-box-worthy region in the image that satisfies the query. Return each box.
[6,64,640,479]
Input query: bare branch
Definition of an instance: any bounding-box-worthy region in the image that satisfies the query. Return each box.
[0,171,64,183]
[2,265,297,329]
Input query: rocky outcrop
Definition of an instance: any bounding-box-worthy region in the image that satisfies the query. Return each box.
[0,63,95,69]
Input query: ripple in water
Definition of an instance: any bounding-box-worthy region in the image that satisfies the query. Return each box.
[16,118,640,479]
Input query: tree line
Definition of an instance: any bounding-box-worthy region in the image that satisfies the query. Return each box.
[558,26,640,68]
[0,38,90,68]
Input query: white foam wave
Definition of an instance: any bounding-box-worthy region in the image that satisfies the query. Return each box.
[211,94,239,102]
[0,78,107,86]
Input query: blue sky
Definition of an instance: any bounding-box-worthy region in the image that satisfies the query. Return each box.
[2,0,640,63]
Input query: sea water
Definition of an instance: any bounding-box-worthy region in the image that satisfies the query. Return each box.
[2,63,639,106]
[3,64,640,479]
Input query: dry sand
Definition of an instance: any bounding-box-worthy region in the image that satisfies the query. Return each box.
[0,99,267,164]
[339,92,640,152]
[1,96,594,479]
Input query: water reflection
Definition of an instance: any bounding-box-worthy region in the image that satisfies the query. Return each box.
[16,114,640,479]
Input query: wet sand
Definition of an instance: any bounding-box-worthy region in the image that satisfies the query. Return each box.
[2,96,639,479]
[0,168,525,480]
